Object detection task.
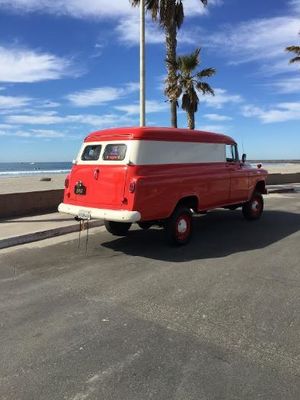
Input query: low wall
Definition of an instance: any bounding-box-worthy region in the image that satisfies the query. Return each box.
[0,172,299,219]
[267,173,300,185]
[0,190,64,219]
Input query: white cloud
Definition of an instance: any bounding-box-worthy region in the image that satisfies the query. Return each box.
[116,15,164,46]
[0,128,65,138]
[5,111,136,128]
[0,46,73,83]
[0,0,222,19]
[204,113,232,121]
[202,88,243,109]
[0,123,18,130]
[197,124,226,133]
[30,129,65,138]
[0,0,137,19]
[115,100,168,115]
[6,112,63,125]
[37,100,61,108]
[272,77,300,93]
[67,83,139,107]
[183,0,223,15]
[116,14,212,46]
[242,102,300,123]
[289,0,300,13]
[67,87,124,107]
[0,0,222,48]
[208,13,299,74]
[0,95,31,109]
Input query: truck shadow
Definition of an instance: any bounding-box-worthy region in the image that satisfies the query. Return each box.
[101,210,300,261]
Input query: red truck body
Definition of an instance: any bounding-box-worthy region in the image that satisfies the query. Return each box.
[59,127,268,245]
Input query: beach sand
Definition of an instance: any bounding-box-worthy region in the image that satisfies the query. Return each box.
[0,164,300,194]
[0,175,66,194]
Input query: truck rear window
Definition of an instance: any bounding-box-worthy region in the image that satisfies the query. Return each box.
[103,144,127,161]
[81,145,102,161]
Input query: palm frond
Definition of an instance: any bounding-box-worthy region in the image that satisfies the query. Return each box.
[130,0,160,21]
[289,56,300,63]
[175,1,184,29]
[286,45,300,54]
[159,0,175,25]
[197,67,216,78]
[147,0,160,20]
[176,49,200,74]
[196,82,214,95]
[130,0,140,6]
[182,93,191,111]
[182,89,199,112]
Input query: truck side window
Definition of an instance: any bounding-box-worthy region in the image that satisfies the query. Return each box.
[226,145,234,162]
[226,144,239,162]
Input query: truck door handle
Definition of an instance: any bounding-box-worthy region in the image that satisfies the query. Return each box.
[93,168,100,180]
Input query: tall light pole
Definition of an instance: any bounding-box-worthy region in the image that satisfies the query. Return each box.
[140,0,146,126]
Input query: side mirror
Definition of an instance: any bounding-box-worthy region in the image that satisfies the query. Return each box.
[242,153,247,163]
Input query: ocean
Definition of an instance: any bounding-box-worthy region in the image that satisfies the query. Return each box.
[0,162,72,177]
[0,160,299,177]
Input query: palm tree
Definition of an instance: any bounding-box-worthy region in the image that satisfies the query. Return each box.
[286,32,300,64]
[130,0,208,128]
[175,48,215,130]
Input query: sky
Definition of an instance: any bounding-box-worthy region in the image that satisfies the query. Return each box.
[0,0,299,162]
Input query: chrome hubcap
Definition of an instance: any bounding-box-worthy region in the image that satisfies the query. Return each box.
[252,200,259,211]
[177,218,188,233]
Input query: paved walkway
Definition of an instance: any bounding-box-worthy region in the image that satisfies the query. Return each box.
[0,212,103,249]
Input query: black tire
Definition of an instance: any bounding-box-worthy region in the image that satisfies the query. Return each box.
[138,222,152,230]
[242,192,264,220]
[165,206,193,246]
[104,220,131,236]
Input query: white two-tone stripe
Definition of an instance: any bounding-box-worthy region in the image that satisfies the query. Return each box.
[76,140,226,166]
[129,140,226,165]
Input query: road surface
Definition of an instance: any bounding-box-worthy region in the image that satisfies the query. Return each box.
[0,192,299,400]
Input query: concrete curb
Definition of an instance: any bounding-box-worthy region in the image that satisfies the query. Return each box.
[268,188,296,194]
[0,220,104,250]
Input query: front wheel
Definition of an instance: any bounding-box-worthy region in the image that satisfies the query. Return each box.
[104,221,131,236]
[165,206,193,246]
[242,192,264,220]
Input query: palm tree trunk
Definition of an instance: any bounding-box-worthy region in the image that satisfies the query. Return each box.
[165,17,178,128]
[187,110,195,130]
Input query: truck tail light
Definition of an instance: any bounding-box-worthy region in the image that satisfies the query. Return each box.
[129,181,136,193]
[65,176,70,189]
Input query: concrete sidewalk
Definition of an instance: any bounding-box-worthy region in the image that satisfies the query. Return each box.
[1,184,299,250]
[0,212,103,250]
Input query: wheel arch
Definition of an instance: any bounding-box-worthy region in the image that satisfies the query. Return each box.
[173,195,199,214]
[254,180,267,195]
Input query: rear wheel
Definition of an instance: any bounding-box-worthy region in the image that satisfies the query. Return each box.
[165,206,193,246]
[104,220,131,236]
[242,192,264,220]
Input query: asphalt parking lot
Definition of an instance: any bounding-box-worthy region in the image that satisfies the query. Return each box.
[0,192,299,400]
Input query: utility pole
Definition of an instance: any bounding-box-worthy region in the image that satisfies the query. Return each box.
[140,0,146,127]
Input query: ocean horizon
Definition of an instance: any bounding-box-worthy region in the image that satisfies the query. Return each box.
[0,162,72,177]
[0,160,299,177]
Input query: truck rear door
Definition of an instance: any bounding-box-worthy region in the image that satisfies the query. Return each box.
[67,142,128,209]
